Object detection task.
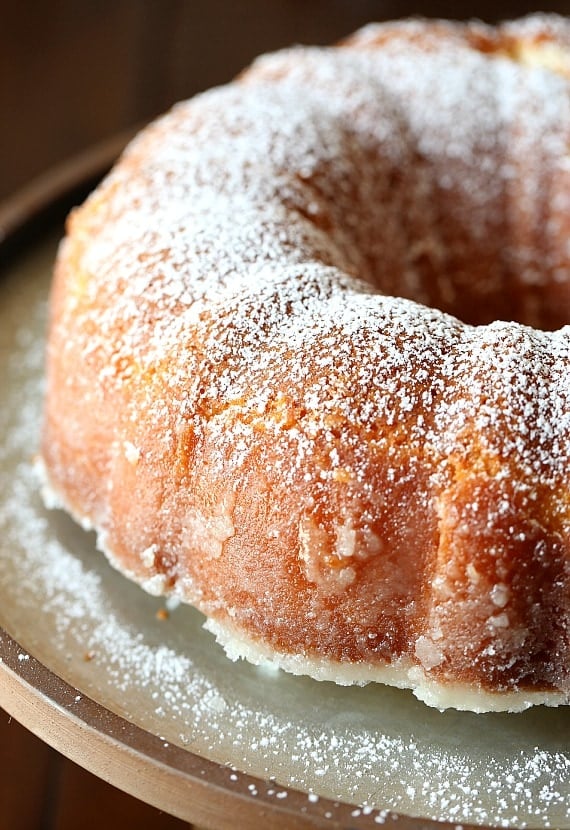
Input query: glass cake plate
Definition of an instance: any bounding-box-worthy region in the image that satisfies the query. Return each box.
[0,147,569,830]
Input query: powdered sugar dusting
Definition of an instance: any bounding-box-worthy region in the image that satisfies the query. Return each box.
[2,207,570,828]
[56,16,570,489]
[40,15,570,709]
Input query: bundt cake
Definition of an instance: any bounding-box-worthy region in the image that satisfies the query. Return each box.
[40,15,570,712]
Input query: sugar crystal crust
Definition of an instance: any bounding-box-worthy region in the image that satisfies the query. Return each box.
[41,15,570,711]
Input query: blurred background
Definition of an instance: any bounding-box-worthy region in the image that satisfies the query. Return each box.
[1,1,569,828]
[2,0,569,203]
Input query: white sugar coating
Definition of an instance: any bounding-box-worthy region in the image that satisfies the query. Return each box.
[3,235,570,826]
[57,15,570,491]
[38,15,570,713]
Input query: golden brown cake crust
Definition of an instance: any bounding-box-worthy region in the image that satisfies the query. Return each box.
[40,14,570,711]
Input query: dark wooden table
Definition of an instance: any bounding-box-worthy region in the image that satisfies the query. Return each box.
[0,713,188,830]
[1,2,569,827]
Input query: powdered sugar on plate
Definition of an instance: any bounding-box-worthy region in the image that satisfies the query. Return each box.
[1,232,570,827]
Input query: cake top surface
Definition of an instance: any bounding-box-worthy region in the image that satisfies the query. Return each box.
[59,14,570,507]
